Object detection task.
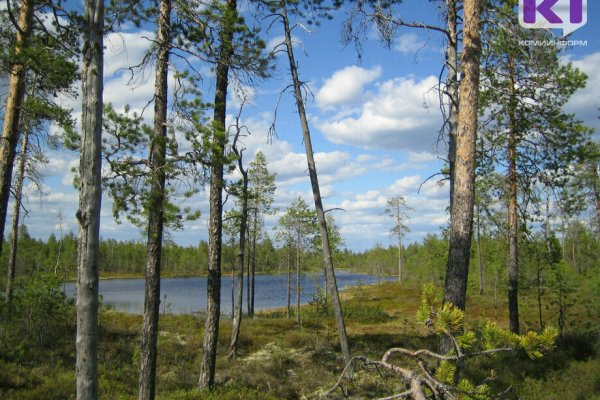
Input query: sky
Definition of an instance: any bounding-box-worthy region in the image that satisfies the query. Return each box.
[5,0,600,252]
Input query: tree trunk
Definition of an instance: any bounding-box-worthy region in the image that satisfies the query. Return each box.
[0,0,34,258]
[138,0,170,397]
[446,0,459,208]
[229,151,248,357]
[5,121,30,319]
[246,237,251,315]
[249,211,258,317]
[537,255,544,330]
[286,241,291,318]
[76,0,104,397]
[443,0,482,312]
[591,163,600,240]
[507,54,520,334]
[296,237,301,323]
[198,0,236,389]
[476,204,484,295]
[280,0,352,371]
[398,237,403,283]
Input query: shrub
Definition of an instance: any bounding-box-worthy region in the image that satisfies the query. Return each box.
[12,272,74,348]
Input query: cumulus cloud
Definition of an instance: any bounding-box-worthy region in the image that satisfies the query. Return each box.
[316,65,382,108]
[394,33,427,55]
[324,174,449,247]
[104,31,155,78]
[266,35,302,55]
[565,52,600,135]
[319,75,442,152]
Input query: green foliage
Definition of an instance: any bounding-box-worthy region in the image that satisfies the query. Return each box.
[519,357,600,400]
[412,285,558,398]
[11,272,74,347]
[478,1,592,223]
[436,360,456,385]
[102,103,203,232]
[0,271,74,363]
[275,197,318,257]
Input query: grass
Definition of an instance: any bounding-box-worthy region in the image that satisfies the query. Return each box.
[1,280,599,399]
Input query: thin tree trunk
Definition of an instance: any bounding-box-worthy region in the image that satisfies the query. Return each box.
[443,0,482,312]
[280,0,352,371]
[198,0,236,389]
[398,237,403,283]
[138,0,170,397]
[296,237,301,323]
[0,0,34,258]
[591,164,600,240]
[323,266,328,308]
[246,237,251,314]
[229,138,248,357]
[286,241,291,318]
[5,120,30,318]
[446,0,459,208]
[76,0,104,397]
[507,54,520,334]
[476,204,484,295]
[545,195,552,253]
[249,209,258,318]
[537,255,544,330]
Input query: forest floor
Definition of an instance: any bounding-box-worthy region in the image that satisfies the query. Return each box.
[1,281,599,399]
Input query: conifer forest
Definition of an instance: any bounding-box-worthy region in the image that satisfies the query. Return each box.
[1,0,600,399]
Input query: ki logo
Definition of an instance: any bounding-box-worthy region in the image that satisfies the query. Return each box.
[519,0,587,36]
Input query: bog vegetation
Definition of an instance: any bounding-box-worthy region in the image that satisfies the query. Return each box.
[1,0,599,399]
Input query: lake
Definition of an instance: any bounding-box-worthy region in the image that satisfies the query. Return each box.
[63,271,392,314]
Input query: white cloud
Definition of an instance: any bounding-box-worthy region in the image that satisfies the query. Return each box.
[565,52,600,136]
[408,151,438,163]
[394,33,427,55]
[104,31,155,78]
[266,35,302,55]
[322,174,449,248]
[316,65,382,108]
[319,75,442,152]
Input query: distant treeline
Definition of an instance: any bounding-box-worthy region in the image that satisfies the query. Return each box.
[1,220,598,296]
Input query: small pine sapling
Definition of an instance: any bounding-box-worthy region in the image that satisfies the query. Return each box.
[321,283,558,400]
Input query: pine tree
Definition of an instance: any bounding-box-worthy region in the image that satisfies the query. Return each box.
[246,151,276,317]
[478,0,591,333]
[76,0,104,397]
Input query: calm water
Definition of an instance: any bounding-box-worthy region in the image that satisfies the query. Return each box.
[63,271,392,314]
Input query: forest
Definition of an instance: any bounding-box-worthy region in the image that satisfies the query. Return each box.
[1,0,600,399]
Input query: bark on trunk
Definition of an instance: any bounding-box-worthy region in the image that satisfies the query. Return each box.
[280,0,352,372]
[537,256,544,330]
[446,0,459,207]
[397,237,403,283]
[592,164,600,240]
[476,204,484,295]
[76,0,104,397]
[249,212,257,317]
[443,0,481,313]
[286,241,291,318]
[246,238,251,314]
[507,54,520,334]
[5,121,30,319]
[138,0,170,398]
[198,0,236,388]
[296,238,301,323]
[0,0,34,257]
[229,148,248,357]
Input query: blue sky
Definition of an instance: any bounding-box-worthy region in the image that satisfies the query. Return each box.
[6,0,600,252]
